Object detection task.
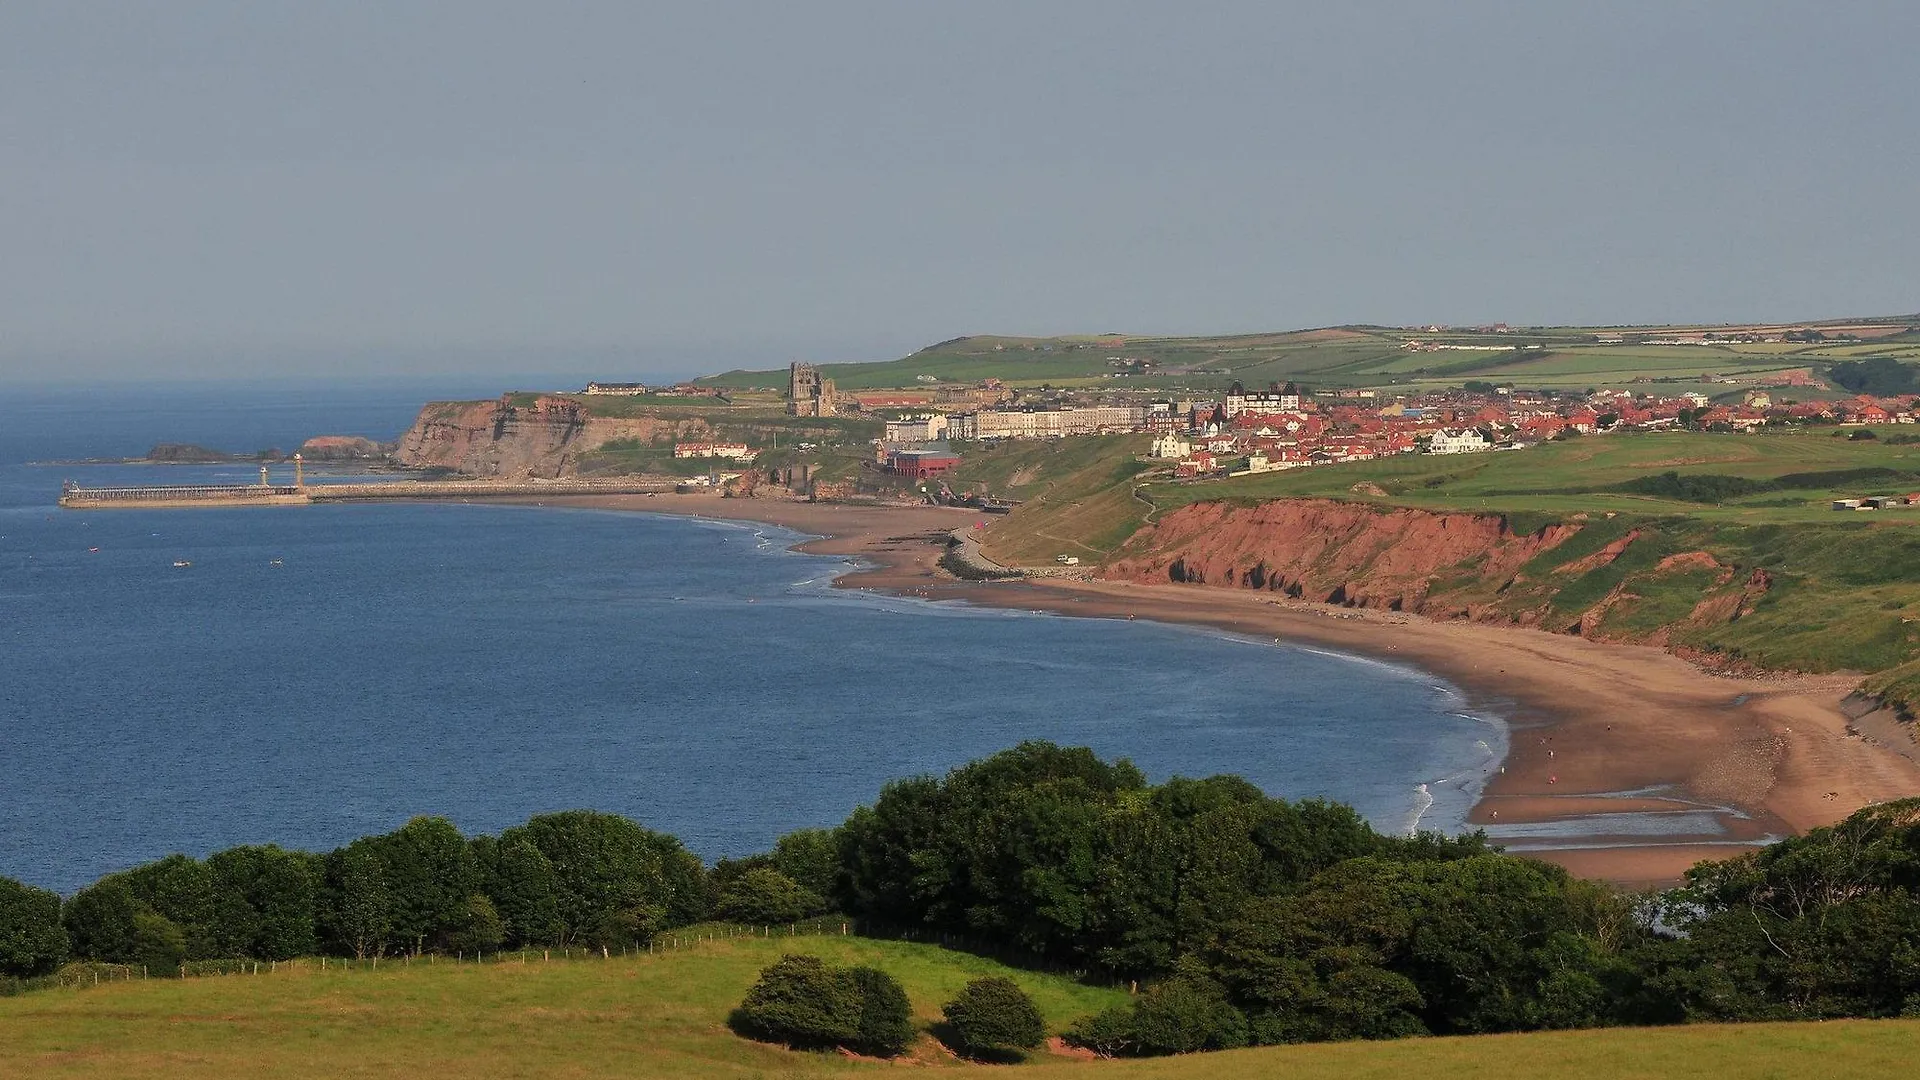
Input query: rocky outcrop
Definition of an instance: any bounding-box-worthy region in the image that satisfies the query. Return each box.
[146,443,273,463]
[390,396,713,478]
[297,435,388,461]
[1106,500,1579,614]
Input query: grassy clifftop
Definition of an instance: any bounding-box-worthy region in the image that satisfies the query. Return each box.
[4,934,1917,1077]
[958,432,1920,699]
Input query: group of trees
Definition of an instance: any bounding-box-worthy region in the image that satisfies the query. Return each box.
[8,742,1920,1058]
[1830,356,1920,396]
[1,810,708,979]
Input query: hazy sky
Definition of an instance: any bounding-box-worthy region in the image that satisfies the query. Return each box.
[3,1,1915,384]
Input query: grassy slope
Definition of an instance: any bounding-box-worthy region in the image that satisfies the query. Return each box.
[0,935,1124,1079]
[5,936,1918,1078]
[947,436,1155,565]
[691,317,1920,393]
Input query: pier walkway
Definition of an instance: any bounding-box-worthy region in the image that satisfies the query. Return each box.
[59,478,679,509]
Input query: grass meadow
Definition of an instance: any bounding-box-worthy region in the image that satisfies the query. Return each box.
[4,933,1917,1078]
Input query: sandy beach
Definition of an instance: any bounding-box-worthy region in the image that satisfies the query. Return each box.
[519,492,1920,887]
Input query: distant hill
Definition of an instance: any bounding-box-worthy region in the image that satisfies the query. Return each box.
[694,314,1920,394]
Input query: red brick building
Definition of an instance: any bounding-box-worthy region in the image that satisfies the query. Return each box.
[886,447,961,479]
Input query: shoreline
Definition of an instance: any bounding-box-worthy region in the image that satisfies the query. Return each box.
[513,492,1920,887]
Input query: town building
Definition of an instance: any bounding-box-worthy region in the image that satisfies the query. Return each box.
[582,382,649,395]
[1427,428,1491,455]
[1222,382,1303,417]
[885,444,962,479]
[949,405,1148,440]
[1149,433,1192,459]
[884,414,949,444]
[673,442,757,461]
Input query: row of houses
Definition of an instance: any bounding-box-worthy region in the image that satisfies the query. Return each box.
[672,442,757,461]
[947,405,1149,439]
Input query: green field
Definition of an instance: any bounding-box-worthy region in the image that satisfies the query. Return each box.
[1153,428,1920,524]
[5,934,1917,1078]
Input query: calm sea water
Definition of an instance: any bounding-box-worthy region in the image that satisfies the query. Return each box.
[0,383,1507,893]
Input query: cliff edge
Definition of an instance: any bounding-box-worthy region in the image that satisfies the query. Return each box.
[1104,499,1775,649]
[390,396,712,478]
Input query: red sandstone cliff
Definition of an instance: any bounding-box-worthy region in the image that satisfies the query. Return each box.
[390,396,713,478]
[1102,499,1768,648]
[1107,500,1578,614]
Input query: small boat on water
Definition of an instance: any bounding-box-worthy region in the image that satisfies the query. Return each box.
[172,560,192,568]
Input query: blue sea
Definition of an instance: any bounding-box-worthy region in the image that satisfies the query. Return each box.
[0,383,1507,894]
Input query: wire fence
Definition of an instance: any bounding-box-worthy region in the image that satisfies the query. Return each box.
[2,918,1106,999]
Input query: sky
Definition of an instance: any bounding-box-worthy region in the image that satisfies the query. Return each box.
[2,1,1916,384]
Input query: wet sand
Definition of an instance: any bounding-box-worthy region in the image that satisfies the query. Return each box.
[518,493,1920,886]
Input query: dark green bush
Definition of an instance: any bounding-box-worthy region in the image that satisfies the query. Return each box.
[1065,977,1249,1057]
[736,954,861,1049]
[942,976,1046,1055]
[1128,977,1249,1054]
[734,954,917,1056]
[1063,1004,1139,1057]
[848,966,916,1056]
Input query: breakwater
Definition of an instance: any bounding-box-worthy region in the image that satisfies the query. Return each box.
[59,478,681,508]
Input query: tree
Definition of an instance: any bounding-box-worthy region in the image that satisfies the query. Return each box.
[718,869,824,925]
[482,836,562,946]
[770,828,841,899]
[838,742,1146,953]
[942,976,1046,1056]
[1647,798,1920,1022]
[0,876,68,977]
[62,878,142,963]
[119,854,217,959]
[238,846,321,960]
[326,844,393,959]
[500,811,707,946]
[130,910,188,975]
[360,817,479,953]
[444,894,506,954]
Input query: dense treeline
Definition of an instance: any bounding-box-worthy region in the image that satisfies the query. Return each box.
[5,743,1920,1056]
[1,810,709,979]
[1830,356,1920,396]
